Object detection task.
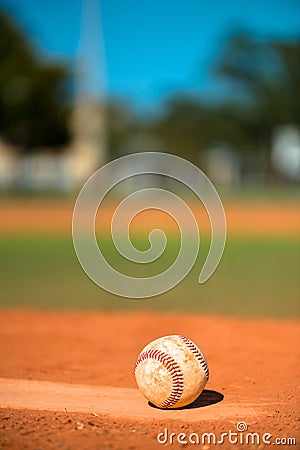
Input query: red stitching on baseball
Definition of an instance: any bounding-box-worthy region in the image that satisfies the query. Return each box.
[134,349,184,408]
[179,335,209,379]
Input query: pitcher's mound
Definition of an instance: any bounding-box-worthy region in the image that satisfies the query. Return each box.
[0,378,258,423]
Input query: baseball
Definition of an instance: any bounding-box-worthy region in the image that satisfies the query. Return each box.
[134,334,209,409]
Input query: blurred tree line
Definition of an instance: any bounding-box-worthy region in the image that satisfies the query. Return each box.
[0,11,299,178]
[107,31,300,179]
[0,12,70,151]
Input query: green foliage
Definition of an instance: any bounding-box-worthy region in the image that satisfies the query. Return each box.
[104,100,137,159]
[0,12,71,151]
[214,32,300,126]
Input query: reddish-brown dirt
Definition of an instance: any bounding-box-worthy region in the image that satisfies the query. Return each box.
[0,199,299,235]
[0,311,299,449]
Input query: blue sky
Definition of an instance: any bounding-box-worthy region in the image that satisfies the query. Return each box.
[0,0,300,109]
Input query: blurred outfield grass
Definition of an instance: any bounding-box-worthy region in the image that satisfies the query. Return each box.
[0,233,299,318]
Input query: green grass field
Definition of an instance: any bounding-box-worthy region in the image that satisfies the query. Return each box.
[0,233,299,318]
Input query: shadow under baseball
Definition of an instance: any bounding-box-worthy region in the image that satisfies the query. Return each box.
[148,389,224,410]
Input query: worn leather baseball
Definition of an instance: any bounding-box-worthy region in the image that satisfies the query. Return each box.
[134,334,209,409]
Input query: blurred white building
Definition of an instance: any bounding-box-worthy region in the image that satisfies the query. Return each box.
[0,0,106,192]
[0,101,106,192]
[272,125,300,181]
[205,145,241,186]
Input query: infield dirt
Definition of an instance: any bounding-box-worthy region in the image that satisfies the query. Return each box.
[0,199,299,235]
[0,311,299,449]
